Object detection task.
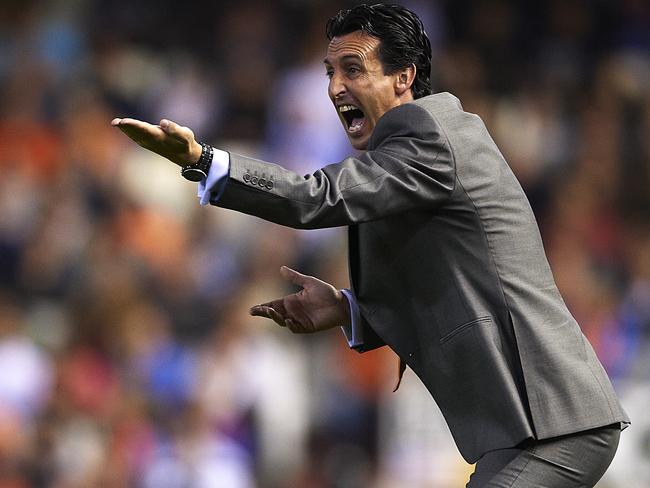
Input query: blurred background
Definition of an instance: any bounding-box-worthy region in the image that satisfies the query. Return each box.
[0,0,648,486]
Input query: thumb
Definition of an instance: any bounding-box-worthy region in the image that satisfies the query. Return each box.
[280,266,309,287]
[159,119,180,135]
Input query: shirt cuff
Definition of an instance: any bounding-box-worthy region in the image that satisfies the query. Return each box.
[340,288,364,350]
[197,148,229,205]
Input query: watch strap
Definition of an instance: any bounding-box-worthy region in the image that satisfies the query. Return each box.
[181,142,213,182]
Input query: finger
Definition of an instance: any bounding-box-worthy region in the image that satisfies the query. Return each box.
[249,305,266,317]
[113,118,164,143]
[267,308,288,327]
[250,305,271,318]
[250,305,275,318]
[285,318,306,334]
[280,266,310,287]
[160,118,194,141]
[159,119,180,135]
[113,117,156,130]
[261,299,288,317]
[250,306,287,328]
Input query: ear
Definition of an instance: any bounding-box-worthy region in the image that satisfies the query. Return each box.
[395,64,417,97]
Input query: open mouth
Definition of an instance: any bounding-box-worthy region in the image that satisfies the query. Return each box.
[338,104,366,134]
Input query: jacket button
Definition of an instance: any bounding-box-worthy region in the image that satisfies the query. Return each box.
[259,178,266,187]
[266,181,274,190]
[243,173,251,183]
[251,176,258,185]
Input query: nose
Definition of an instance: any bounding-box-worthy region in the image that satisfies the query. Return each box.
[328,72,346,100]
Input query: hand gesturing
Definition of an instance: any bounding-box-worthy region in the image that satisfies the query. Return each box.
[250,266,350,334]
[111,117,202,166]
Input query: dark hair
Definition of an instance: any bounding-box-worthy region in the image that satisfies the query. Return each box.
[326,3,432,99]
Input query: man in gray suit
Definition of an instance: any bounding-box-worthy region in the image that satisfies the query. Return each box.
[112,4,629,486]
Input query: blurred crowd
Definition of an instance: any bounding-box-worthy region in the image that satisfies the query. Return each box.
[0,0,648,487]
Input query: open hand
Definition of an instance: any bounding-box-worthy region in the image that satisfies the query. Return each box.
[111,117,202,166]
[250,266,350,333]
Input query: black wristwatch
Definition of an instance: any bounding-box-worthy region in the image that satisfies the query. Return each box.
[181,142,213,182]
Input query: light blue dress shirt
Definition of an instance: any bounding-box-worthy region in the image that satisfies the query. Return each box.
[197,149,363,350]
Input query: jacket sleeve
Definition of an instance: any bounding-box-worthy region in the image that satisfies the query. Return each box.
[215,102,456,229]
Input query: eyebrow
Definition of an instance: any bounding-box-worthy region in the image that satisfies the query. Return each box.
[323,54,364,65]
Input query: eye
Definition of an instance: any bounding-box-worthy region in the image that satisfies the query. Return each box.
[325,69,334,79]
[347,66,360,75]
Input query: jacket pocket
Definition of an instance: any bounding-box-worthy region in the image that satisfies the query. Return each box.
[439,316,492,345]
[434,314,531,461]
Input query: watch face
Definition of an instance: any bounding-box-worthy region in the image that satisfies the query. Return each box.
[181,167,207,182]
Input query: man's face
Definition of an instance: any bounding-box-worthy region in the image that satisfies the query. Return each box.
[325,31,409,150]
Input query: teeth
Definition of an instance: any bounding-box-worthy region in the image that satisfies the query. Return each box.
[338,105,358,113]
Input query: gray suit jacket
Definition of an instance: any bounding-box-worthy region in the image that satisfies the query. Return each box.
[215,92,629,463]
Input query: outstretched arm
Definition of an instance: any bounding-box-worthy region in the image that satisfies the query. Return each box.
[250,266,350,334]
[112,103,455,230]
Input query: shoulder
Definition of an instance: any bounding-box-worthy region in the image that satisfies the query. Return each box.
[368,92,464,149]
[415,92,463,109]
